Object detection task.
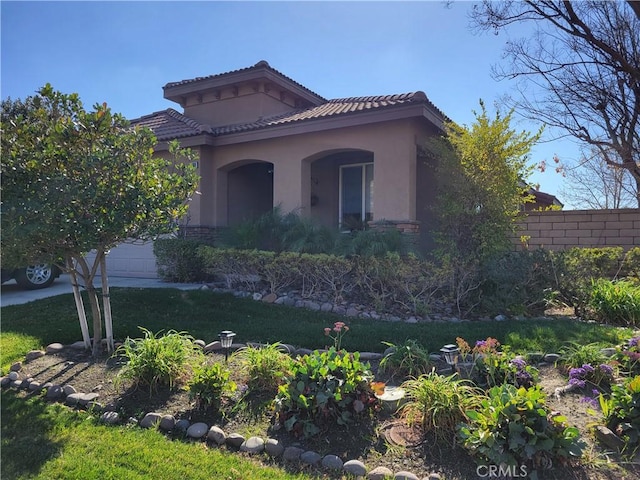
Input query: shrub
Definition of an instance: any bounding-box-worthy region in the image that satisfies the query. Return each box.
[400,372,482,445]
[458,384,585,472]
[187,362,236,411]
[554,247,624,316]
[154,238,212,282]
[480,249,556,315]
[379,340,433,381]
[475,351,539,389]
[589,279,640,327]
[335,228,411,257]
[232,343,293,395]
[599,375,640,454]
[616,336,640,377]
[621,247,640,279]
[275,348,378,438]
[115,328,203,394]
[197,247,266,291]
[559,342,609,372]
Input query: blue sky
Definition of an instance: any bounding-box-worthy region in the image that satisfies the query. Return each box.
[1,0,581,206]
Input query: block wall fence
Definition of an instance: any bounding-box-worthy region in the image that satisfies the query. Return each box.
[514,208,640,251]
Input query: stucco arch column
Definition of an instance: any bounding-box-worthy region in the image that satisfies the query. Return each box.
[272,156,311,216]
[372,141,417,222]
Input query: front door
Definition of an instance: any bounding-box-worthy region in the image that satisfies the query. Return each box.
[339,163,373,230]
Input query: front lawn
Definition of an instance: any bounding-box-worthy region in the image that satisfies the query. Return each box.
[1,288,633,372]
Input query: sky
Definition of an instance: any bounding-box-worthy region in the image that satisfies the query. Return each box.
[1,0,583,207]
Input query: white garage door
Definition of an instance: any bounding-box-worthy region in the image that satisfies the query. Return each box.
[85,241,158,279]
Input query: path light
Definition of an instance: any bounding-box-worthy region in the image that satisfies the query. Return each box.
[218,330,236,362]
[440,344,459,369]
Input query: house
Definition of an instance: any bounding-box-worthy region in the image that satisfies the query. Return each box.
[133,61,448,250]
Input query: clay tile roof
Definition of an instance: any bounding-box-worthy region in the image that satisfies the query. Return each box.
[164,60,326,102]
[131,108,213,139]
[132,91,446,141]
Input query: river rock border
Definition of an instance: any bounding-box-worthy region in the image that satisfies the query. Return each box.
[1,342,622,479]
[2,341,448,480]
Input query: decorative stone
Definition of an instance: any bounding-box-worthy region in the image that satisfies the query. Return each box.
[20,378,32,389]
[78,393,99,406]
[159,415,176,431]
[394,472,419,480]
[175,419,191,432]
[346,307,360,317]
[262,293,277,303]
[300,450,321,465]
[86,402,103,412]
[204,341,221,353]
[193,339,206,349]
[428,474,442,480]
[595,425,625,451]
[62,385,77,396]
[406,316,418,324]
[46,343,65,353]
[494,314,508,321]
[252,292,263,301]
[69,341,89,350]
[367,466,392,479]
[543,353,561,364]
[10,362,22,372]
[226,433,246,448]
[100,411,120,424]
[295,348,313,356]
[359,352,383,361]
[65,393,82,406]
[321,302,333,312]
[8,371,19,381]
[1,377,11,388]
[343,459,367,477]
[11,380,22,389]
[321,454,343,470]
[140,412,162,429]
[186,422,209,439]
[240,436,265,454]
[25,350,45,361]
[28,381,42,392]
[276,344,295,355]
[46,385,64,399]
[207,426,226,445]
[265,438,285,457]
[283,446,305,462]
[600,348,617,357]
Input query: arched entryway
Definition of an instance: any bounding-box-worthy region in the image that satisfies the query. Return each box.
[226,161,274,226]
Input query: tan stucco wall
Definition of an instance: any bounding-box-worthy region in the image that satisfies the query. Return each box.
[194,118,429,229]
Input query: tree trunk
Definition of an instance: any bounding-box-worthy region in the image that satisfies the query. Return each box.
[100,254,114,352]
[67,257,91,350]
[75,253,103,357]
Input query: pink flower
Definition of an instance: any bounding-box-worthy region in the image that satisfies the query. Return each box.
[324,328,331,335]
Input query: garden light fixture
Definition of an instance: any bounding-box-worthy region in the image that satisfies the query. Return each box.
[218,330,236,362]
[440,344,459,366]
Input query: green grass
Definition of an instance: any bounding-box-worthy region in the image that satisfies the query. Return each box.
[1,287,633,373]
[0,391,308,480]
[0,288,635,479]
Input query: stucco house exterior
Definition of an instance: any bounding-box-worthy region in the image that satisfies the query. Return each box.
[133,60,448,250]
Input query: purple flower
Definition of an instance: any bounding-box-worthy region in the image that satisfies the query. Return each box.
[628,337,640,348]
[569,377,586,388]
[475,340,487,348]
[581,364,595,374]
[511,358,526,369]
[598,364,614,376]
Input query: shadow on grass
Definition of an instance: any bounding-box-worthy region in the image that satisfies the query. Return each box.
[1,391,64,479]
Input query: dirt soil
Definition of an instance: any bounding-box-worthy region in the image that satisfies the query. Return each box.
[10,349,640,480]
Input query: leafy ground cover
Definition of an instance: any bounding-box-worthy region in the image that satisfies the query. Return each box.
[2,288,639,479]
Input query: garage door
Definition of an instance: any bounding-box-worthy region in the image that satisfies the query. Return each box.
[85,241,158,279]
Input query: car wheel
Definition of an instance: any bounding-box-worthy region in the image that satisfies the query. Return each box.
[14,264,57,289]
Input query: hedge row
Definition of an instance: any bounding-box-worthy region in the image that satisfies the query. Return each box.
[154,239,640,324]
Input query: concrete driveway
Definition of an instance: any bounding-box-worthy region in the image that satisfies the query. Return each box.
[1,274,203,307]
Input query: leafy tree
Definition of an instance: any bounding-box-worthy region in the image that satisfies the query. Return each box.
[1,85,199,356]
[471,1,640,206]
[429,101,540,262]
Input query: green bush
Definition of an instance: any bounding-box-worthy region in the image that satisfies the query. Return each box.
[599,375,640,454]
[275,347,377,438]
[621,247,640,279]
[458,384,585,472]
[187,362,236,411]
[232,343,293,395]
[554,247,624,316]
[335,228,411,257]
[400,372,482,445]
[379,339,433,381]
[154,238,213,282]
[480,249,556,315]
[115,328,203,394]
[589,279,640,327]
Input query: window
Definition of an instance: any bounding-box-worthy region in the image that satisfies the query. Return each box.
[339,163,373,230]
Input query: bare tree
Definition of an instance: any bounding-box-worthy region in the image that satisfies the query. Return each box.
[559,147,637,209]
[471,1,640,207]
